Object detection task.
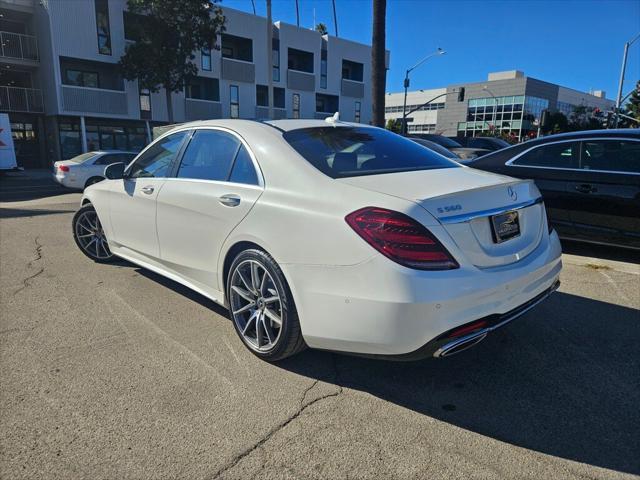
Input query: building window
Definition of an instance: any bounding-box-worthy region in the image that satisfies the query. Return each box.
[316,93,339,114]
[274,87,285,109]
[288,48,314,73]
[64,69,99,88]
[221,34,253,62]
[272,38,280,82]
[320,49,327,89]
[256,84,268,107]
[186,77,219,101]
[292,93,300,119]
[342,60,364,82]
[355,101,361,122]
[230,85,239,118]
[94,0,111,55]
[201,48,211,71]
[140,88,151,119]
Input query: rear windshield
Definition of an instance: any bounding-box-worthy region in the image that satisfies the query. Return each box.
[283,127,459,178]
[66,152,97,163]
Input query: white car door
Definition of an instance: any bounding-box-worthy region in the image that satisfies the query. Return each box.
[108,131,190,259]
[156,128,264,293]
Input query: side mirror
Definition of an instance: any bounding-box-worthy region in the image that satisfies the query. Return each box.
[104,162,125,180]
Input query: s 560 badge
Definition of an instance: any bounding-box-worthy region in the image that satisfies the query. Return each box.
[437,204,462,214]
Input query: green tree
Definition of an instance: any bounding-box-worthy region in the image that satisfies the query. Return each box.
[315,22,328,35]
[623,80,640,125]
[119,0,225,123]
[385,118,401,133]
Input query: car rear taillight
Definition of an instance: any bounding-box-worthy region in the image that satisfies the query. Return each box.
[345,207,459,270]
[58,165,70,172]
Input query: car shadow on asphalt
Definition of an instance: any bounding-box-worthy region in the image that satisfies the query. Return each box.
[129,266,639,475]
[561,239,640,264]
[0,207,75,219]
[276,292,640,476]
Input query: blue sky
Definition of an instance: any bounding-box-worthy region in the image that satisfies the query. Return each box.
[222,0,640,101]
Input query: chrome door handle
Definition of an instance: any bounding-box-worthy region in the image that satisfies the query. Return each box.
[141,186,154,195]
[219,194,241,207]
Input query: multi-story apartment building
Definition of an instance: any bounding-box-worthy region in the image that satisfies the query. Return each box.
[0,0,383,168]
[385,70,615,140]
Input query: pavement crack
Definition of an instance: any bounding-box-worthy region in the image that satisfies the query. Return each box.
[13,236,44,296]
[211,354,344,479]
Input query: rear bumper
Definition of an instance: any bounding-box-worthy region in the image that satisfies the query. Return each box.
[52,173,76,188]
[283,230,562,356]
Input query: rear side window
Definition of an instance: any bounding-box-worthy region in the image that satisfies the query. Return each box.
[512,142,578,169]
[177,130,241,181]
[283,127,459,179]
[580,140,640,174]
[229,145,259,185]
[128,132,187,178]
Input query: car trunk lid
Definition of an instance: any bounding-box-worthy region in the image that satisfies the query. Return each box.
[337,168,545,268]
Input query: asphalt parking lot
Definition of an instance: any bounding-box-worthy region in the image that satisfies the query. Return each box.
[1,172,639,480]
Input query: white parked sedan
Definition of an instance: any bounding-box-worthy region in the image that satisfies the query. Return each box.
[73,119,562,362]
[54,151,137,190]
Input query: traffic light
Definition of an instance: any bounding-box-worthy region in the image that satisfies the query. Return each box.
[457,87,465,102]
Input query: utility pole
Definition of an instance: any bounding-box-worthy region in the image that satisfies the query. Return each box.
[401,48,445,134]
[615,32,640,127]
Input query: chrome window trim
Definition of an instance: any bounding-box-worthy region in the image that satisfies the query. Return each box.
[438,196,543,224]
[505,137,640,176]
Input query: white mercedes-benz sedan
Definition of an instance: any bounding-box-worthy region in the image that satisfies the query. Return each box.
[73,119,562,362]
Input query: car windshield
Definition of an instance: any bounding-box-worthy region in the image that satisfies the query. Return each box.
[428,136,462,148]
[411,138,459,159]
[283,127,459,179]
[66,152,97,163]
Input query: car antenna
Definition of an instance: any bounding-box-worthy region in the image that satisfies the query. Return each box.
[324,111,340,127]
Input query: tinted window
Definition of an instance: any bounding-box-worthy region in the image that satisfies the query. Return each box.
[128,132,187,178]
[411,138,459,159]
[580,140,640,174]
[229,145,259,185]
[283,127,459,179]
[177,130,241,181]
[513,142,578,169]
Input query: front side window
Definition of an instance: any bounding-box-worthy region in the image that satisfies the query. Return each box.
[513,142,579,169]
[580,140,640,173]
[128,131,187,178]
[230,85,239,118]
[177,130,240,181]
[94,0,111,55]
[283,127,459,179]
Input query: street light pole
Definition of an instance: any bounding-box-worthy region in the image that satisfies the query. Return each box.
[401,48,445,134]
[615,32,640,127]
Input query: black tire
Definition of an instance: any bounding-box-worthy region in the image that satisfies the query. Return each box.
[72,204,115,263]
[227,249,306,362]
[84,176,105,189]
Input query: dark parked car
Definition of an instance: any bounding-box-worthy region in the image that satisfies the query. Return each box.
[470,129,640,250]
[408,134,489,160]
[409,137,461,160]
[452,136,511,152]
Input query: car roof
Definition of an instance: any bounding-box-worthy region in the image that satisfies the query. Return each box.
[525,128,640,143]
[167,118,370,134]
[92,150,138,155]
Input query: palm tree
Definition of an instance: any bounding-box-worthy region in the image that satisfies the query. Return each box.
[371,0,386,127]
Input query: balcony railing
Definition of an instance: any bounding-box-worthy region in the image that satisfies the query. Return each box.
[185,98,222,120]
[61,85,128,115]
[0,86,43,112]
[0,31,38,62]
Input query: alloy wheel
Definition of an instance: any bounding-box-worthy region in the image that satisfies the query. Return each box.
[229,259,283,352]
[74,210,112,260]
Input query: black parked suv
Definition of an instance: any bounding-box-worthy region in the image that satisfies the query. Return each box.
[452,136,511,152]
[470,129,640,250]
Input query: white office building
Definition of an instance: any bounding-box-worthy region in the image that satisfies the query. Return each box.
[0,0,384,167]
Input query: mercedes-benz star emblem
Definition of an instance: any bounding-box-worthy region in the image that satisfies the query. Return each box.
[508,186,518,201]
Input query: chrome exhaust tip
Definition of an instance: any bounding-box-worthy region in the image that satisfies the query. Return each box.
[433,331,488,358]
